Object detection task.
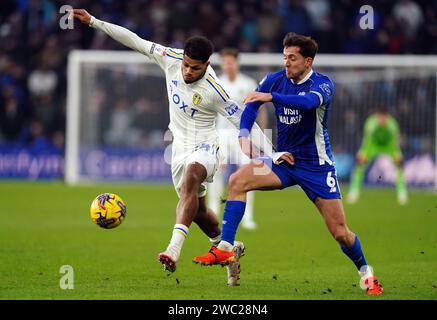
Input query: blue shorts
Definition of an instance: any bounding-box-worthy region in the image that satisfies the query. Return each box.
[261,158,342,202]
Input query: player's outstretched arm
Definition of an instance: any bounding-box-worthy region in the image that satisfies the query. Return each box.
[71,8,149,54]
[70,9,167,69]
[244,91,320,110]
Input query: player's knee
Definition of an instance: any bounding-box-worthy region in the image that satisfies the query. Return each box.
[332,227,349,245]
[229,172,249,192]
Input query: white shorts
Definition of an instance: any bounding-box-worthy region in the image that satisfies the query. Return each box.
[171,141,221,198]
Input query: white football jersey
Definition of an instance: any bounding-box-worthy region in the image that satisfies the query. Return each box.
[90,17,272,159]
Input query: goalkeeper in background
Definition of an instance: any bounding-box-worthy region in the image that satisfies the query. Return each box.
[347,107,408,205]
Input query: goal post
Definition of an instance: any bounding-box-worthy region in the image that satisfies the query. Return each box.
[66,50,437,189]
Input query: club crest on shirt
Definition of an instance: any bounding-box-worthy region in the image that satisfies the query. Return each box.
[193,93,202,106]
[319,83,332,96]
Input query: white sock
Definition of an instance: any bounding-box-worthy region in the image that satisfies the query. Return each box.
[167,224,189,260]
[358,265,374,290]
[358,265,374,279]
[217,240,233,252]
[209,234,221,246]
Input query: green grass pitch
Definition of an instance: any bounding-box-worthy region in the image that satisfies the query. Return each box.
[0,181,436,300]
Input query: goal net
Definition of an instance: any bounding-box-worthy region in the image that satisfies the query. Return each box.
[66,51,437,189]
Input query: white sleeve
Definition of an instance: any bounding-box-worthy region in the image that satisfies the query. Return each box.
[89,16,168,70]
[215,99,274,158]
[215,99,241,129]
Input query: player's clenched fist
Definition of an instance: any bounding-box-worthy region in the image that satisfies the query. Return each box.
[68,9,92,25]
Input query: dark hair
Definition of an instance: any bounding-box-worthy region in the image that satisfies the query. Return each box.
[220,47,239,59]
[283,32,318,58]
[184,36,214,63]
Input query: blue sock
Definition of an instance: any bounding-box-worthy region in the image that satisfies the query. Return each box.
[220,200,246,245]
[340,235,367,271]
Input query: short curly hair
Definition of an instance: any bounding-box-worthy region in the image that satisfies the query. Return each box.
[184,36,214,63]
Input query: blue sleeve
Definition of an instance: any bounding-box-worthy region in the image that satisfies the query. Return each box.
[270,92,321,110]
[270,77,334,110]
[309,78,335,106]
[239,73,276,138]
[239,102,263,138]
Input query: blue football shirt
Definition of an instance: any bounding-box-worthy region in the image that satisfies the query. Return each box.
[245,69,336,169]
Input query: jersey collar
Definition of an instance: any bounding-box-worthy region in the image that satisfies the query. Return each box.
[290,69,313,85]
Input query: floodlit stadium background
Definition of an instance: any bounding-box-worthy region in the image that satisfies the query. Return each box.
[1,0,437,301]
[1,0,436,187]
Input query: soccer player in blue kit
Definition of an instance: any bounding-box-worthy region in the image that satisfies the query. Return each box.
[193,32,383,295]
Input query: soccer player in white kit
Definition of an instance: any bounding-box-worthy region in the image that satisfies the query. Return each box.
[71,9,273,284]
[208,48,267,230]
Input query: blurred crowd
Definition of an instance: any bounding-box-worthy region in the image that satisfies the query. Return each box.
[1,0,437,152]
